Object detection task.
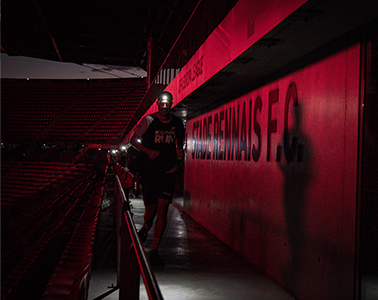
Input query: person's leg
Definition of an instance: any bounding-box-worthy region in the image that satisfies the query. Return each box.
[151,198,170,251]
[138,204,156,243]
[149,198,170,265]
[150,171,176,250]
[144,204,157,230]
[138,166,158,243]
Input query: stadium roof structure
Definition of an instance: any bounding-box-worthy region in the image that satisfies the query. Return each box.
[1,0,201,75]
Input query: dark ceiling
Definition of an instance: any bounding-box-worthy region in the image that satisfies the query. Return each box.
[1,0,200,71]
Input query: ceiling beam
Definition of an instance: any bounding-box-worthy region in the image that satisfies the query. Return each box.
[33,0,63,62]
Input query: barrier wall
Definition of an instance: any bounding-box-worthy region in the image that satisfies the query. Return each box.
[126,0,307,136]
[183,43,360,300]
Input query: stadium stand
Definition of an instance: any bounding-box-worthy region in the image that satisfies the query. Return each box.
[1,78,147,145]
[1,78,146,299]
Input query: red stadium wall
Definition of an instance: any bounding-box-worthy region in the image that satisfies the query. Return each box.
[183,44,360,300]
[132,0,307,120]
[167,0,307,104]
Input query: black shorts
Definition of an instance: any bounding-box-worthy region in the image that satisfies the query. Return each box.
[141,169,177,206]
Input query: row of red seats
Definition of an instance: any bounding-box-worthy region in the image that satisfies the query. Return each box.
[1,79,147,144]
[41,169,107,300]
[1,170,99,300]
[1,161,81,203]
[1,168,95,259]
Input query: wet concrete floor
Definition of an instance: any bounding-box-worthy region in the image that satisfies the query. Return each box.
[88,196,295,300]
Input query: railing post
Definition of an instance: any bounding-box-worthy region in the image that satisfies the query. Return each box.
[114,181,121,288]
[114,179,140,300]
[119,201,140,300]
[115,175,163,300]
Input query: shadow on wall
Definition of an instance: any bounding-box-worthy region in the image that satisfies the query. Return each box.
[183,189,192,213]
[278,99,313,294]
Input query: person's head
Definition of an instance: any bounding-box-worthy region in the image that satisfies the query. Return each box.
[157,91,173,117]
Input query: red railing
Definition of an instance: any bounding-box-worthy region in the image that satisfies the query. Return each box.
[114,176,163,300]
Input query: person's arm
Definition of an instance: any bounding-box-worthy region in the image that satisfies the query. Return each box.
[166,118,185,173]
[129,117,160,161]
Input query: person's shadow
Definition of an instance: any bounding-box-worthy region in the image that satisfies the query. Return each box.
[278,101,312,293]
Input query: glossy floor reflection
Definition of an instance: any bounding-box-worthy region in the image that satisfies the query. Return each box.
[88,196,295,300]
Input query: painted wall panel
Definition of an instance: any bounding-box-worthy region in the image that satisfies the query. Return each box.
[183,44,360,300]
[171,0,307,107]
[126,0,307,138]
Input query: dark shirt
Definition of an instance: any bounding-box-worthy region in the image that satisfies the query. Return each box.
[133,113,185,173]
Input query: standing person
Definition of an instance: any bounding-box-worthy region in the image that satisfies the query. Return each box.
[129,91,185,265]
[106,151,134,191]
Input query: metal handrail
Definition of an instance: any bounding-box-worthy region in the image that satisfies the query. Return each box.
[115,176,164,300]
